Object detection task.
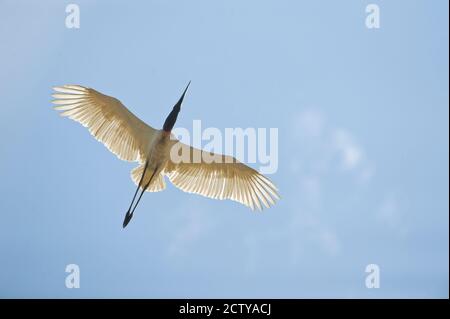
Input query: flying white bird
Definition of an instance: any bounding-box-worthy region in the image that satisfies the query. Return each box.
[52,83,279,227]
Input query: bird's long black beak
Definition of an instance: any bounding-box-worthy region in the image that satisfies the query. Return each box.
[163,81,191,132]
[178,81,191,105]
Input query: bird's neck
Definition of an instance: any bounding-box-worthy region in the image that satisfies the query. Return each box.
[162,104,180,132]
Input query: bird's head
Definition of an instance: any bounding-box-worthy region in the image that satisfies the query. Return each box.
[163,81,191,132]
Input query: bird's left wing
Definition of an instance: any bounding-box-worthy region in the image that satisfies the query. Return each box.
[164,140,280,210]
[52,85,157,163]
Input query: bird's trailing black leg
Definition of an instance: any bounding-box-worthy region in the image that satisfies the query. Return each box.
[123,161,148,228]
[128,169,158,217]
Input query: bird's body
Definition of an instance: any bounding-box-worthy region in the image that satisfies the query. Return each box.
[52,83,279,227]
[146,130,171,175]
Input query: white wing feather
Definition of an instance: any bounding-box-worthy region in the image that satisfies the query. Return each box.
[165,141,280,210]
[52,85,156,163]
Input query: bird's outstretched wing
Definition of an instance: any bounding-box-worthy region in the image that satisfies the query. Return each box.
[52,85,156,162]
[164,140,280,210]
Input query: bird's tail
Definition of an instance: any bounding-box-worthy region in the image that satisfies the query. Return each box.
[130,164,166,192]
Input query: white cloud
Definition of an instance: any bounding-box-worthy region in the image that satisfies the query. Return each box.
[284,109,379,261]
[292,110,375,184]
[332,129,363,171]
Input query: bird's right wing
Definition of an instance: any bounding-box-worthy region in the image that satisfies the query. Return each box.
[164,140,280,210]
[52,85,156,163]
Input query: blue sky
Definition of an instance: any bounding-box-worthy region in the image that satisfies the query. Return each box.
[0,0,448,298]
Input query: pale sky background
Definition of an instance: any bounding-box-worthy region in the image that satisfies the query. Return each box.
[0,0,448,298]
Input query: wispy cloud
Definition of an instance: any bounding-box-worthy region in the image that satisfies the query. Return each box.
[293,109,375,184]
[332,129,363,171]
[284,109,378,261]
